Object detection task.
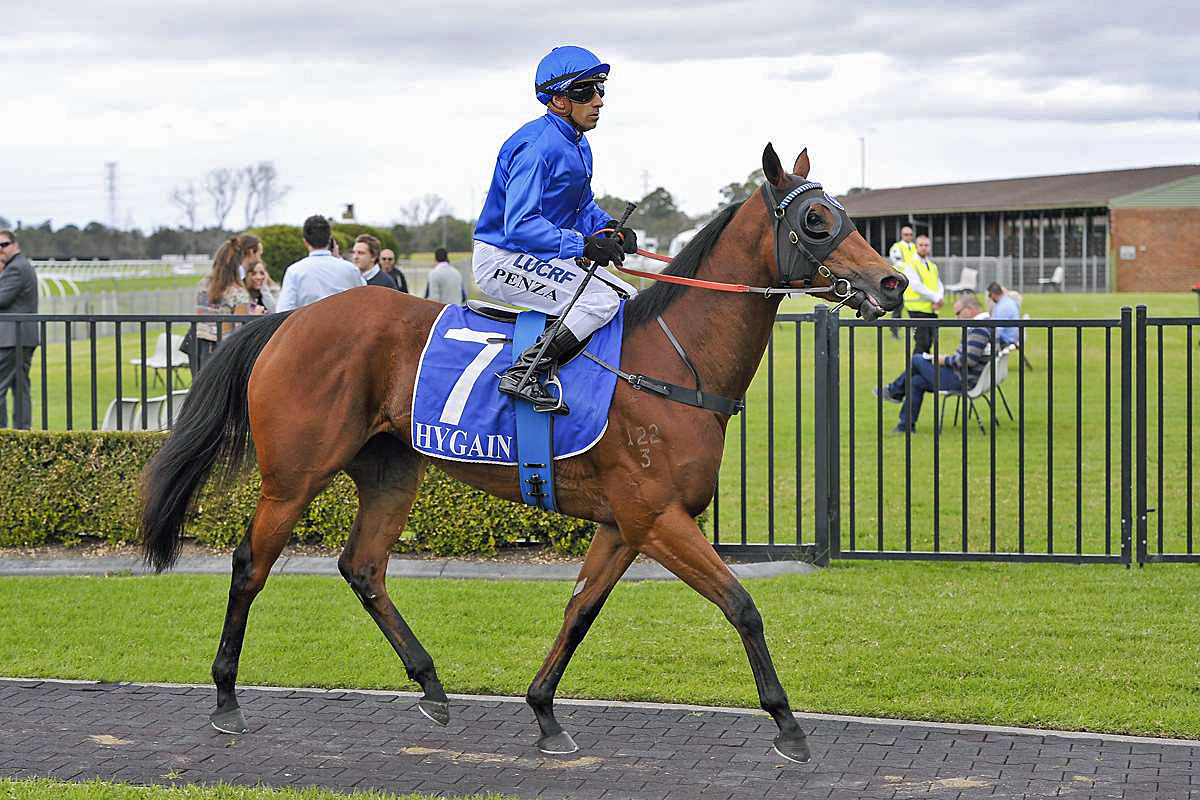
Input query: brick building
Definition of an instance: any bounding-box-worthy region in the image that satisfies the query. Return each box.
[839,165,1200,293]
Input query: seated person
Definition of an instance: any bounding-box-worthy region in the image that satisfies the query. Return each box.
[876,294,990,433]
[987,281,1020,346]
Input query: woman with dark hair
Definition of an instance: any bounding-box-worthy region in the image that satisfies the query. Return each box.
[187,233,265,373]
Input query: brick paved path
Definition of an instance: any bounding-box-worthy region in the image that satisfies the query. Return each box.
[1,679,1196,799]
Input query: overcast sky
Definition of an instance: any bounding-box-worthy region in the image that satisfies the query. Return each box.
[3,0,1197,233]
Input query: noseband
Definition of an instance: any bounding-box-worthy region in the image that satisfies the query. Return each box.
[760,180,856,301]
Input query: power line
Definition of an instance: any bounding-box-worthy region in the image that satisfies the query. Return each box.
[105,162,118,228]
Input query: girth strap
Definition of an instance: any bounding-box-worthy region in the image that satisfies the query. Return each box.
[580,351,744,415]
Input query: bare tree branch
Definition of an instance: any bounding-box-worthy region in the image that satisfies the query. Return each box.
[397,193,450,227]
[204,168,242,230]
[169,182,200,230]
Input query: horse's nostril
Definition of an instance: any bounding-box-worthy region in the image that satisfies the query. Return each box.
[880,275,901,292]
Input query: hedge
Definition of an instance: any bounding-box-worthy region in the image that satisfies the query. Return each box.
[0,431,594,556]
[249,223,401,285]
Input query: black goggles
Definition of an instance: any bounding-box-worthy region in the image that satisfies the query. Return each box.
[564,81,605,103]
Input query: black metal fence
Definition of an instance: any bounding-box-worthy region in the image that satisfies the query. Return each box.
[1,307,1195,567]
[0,313,257,433]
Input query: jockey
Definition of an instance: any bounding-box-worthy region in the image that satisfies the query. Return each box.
[473,45,638,413]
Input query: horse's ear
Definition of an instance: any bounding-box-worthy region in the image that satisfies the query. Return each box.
[793,148,811,179]
[762,143,788,188]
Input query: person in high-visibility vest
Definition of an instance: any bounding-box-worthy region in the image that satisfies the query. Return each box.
[901,234,944,354]
[885,226,916,338]
[889,225,917,269]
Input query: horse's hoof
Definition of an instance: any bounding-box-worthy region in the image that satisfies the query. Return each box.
[417,699,450,727]
[772,732,811,764]
[210,707,248,735]
[536,730,579,755]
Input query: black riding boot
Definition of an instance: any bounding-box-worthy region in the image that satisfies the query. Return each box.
[498,326,580,414]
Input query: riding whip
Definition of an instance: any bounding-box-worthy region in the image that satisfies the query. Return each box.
[514,201,637,396]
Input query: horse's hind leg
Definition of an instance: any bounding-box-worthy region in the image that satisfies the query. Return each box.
[340,437,449,725]
[526,523,637,754]
[632,506,811,764]
[211,491,314,734]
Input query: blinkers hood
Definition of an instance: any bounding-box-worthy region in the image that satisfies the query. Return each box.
[761,181,856,287]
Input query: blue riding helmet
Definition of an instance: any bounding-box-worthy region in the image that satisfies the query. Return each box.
[534,46,610,105]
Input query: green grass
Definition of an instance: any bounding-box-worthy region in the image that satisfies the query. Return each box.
[0,778,511,800]
[716,292,1200,555]
[2,564,1199,738]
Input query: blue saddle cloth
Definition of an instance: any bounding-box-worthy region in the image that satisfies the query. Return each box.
[411,304,623,465]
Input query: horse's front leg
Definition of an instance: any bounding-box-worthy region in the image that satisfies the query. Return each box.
[526,523,637,754]
[632,505,811,764]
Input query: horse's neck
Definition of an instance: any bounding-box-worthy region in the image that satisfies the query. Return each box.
[659,220,781,402]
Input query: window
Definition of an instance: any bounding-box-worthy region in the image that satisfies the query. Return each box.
[984,213,1001,257]
[948,213,963,256]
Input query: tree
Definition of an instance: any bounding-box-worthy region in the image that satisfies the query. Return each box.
[594,194,635,221]
[633,186,692,245]
[718,169,765,206]
[397,193,450,227]
[170,182,201,230]
[241,161,290,228]
[204,168,241,230]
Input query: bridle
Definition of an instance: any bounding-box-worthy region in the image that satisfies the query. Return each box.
[615,179,860,310]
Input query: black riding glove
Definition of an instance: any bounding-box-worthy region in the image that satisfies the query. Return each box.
[583,235,625,267]
[603,220,639,254]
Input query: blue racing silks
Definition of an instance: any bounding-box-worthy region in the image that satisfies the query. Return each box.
[473,112,612,263]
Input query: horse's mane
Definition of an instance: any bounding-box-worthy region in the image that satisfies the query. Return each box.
[623,202,743,329]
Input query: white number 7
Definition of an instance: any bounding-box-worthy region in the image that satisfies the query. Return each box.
[440,328,506,426]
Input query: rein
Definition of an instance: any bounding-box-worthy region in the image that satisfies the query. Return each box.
[605,181,860,308]
[618,251,849,298]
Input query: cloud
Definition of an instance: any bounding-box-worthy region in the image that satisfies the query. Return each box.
[2,0,1196,229]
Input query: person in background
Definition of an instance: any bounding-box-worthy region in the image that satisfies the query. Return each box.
[875,294,990,433]
[352,234,399,289]
[885,225,917,339]
[379,248,409,293]
[987,281,1020,346]
[425,247,465,304]
[901,234,944,354]
[276,216,365,312]
[190,234,266,373]
[244,261,278,313]
[0,229,39,429]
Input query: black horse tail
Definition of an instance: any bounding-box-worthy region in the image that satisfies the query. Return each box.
[140,311,294,572]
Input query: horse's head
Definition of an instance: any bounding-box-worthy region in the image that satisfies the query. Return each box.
[759,143,905,320]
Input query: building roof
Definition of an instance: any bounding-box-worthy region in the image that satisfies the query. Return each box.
[839,165,1200,217]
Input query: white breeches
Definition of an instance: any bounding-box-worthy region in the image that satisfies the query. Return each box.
[472,241,637,340]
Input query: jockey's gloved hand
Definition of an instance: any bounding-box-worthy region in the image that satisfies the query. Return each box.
[603,220,639,255]
[583,235,625,267]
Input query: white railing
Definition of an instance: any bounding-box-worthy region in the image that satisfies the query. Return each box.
[33,258,211,284]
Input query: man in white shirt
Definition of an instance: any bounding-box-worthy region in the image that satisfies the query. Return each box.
[901,235,944,355]
[276,216,365,312]
[425,247,465,305]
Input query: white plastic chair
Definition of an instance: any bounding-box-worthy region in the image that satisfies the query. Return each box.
[938,345,1015,433]
[129,333,190,387]
[1038,265,1065,292]
[943,266,978,294]
[100,398,142,431]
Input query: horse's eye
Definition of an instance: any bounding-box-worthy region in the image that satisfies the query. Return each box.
[806,210,825,229]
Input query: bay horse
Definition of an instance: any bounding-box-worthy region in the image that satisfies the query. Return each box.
[141,144,905,763]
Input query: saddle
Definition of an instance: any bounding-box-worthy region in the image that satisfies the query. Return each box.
[466,300,593,364]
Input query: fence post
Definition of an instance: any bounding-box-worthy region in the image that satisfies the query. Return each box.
[1135,305,1148,565]
[1120,306,1133,566]
[812,306,841,565]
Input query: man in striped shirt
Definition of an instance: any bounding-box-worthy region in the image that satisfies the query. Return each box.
[876,293,991,433]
